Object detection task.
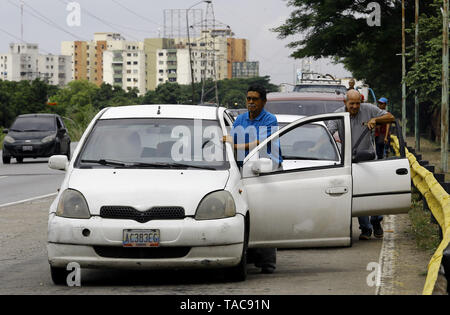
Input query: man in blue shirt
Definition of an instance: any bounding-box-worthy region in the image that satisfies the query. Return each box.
[223,85,280,274]
[224,86,282,168]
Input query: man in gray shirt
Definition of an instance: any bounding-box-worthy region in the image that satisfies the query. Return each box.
[327,90,395,240]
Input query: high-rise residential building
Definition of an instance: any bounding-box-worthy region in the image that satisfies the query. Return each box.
[62,33,146,93]
[232,61,259,78]
[60,30,255,93]
[0,43,71,86]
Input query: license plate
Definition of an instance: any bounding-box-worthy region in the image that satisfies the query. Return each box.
[123,229,160,247]
[22,146,33,151]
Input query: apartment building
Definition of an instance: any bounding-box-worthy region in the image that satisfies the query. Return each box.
[62,33,146,93]
[60,31,254,92]
[0,43,71,86]
[154,29,250,88]
[232,61,259,78]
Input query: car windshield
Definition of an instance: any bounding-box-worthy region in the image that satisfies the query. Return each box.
[77,118,229,170]
[10,116,56,132]
[266,100,344,116]
[278,122,339,161]
[294,85,347,94]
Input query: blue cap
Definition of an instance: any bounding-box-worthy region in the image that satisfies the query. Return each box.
[378,97,388,104]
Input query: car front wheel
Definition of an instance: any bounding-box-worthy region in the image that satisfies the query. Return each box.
[50,266,69,286]
[2,153,11,164]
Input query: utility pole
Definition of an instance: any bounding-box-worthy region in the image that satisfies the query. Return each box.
[187,1,210,105]
[415,0,420,151]
[20,0,24,42]
[442,0,449,172]
[402,0,407,139]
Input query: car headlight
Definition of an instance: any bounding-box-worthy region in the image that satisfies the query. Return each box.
[56,189,91,219]
[195,190,236,220]
[4,135,15,144]
[42,134,56,143]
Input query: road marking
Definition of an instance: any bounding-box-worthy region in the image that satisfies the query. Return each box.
[0,192,58,208]
[376,215,396,295]
[0,176,7,180]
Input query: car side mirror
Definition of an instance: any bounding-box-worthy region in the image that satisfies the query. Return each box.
[352,150,375,163]
[49,155,69,171]
[251,158,274,174]
[2,129,8,134]
[58,128,67,136]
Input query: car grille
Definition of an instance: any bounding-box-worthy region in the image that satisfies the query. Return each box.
[93,246,191,259]
[100,206,185,223]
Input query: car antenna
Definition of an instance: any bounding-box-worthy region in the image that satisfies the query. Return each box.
[157,106,161,115]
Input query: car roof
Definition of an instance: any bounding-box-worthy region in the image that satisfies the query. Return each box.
[275,114,306,124]
[17,113,58,118]
[100,104,221,120]
[267,92,345,101]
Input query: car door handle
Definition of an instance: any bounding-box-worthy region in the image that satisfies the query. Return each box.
[396,168,408,175]
[326,187,349,195]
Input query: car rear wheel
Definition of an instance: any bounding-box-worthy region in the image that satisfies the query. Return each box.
[50,266,69,285]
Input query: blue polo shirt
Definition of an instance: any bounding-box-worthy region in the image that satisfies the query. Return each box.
[231,109,283,165]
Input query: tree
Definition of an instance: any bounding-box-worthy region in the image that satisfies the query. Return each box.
[273,0,436,118]
[405,0,447,140]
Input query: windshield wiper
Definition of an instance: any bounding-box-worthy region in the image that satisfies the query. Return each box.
[283,156,321,161]
[131,162,217,170]
[80,159,130,167]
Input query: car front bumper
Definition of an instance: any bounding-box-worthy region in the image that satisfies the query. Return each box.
[3,141,57,158]
[47,214,244,270]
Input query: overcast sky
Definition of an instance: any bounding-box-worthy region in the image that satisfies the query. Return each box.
[0,0,351,85]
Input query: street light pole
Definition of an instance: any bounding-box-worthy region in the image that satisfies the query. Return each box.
[187,0,211,105]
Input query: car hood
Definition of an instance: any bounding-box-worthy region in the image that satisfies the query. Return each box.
[67,168,230,216]
[7,130,55,141]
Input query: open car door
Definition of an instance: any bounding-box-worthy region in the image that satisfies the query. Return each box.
[242,113,353,248]
[351,120,411,216]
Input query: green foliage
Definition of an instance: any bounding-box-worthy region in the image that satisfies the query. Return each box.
[0,76,278,141]
[405,0,446,137]
[272,0,438,119]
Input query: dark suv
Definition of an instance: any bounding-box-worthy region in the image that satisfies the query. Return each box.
[2,114,71,164]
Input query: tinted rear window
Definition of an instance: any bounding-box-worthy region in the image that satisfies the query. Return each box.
[11,116,56,131]
[265,100,344,116]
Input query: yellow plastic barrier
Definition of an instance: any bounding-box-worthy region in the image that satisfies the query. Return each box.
[391,135,450,295]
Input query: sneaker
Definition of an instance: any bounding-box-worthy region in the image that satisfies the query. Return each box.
[359,229,372,240]
[372,221,384,239]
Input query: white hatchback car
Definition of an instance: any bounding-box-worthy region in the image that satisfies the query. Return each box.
[47,105,411,284]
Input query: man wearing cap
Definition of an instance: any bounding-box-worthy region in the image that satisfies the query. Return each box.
[374,98,391,159]
[319,90,395,240]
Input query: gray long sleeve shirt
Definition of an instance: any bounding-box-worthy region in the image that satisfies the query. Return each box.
[327,103,388,154]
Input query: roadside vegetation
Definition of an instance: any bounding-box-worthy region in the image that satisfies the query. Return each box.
[0,76,277,142]
[408,189,441,254]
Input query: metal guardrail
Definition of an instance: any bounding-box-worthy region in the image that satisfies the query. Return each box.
[391,135,450,295]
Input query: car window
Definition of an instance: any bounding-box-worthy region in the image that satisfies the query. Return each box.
[77,118,229,170]
[266,100,344,116]
[10,116,56,132]
[278,122,339,161]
